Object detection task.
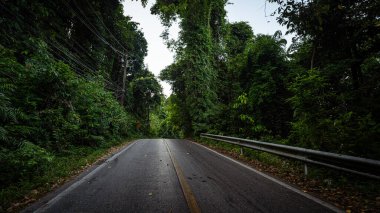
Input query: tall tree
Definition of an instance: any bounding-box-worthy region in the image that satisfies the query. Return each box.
[211,22,254,134]
[271,0,380,157]
[153,0,228,135]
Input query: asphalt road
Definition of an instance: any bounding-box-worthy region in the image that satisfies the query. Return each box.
[24,139,341,213]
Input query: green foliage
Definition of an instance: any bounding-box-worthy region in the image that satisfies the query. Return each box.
[0,0,164,195]
[276,0,380,158]
[288,67,380,157]
[0,1,163,210]
[226,22,254,56]
[0,47,22,143]
[0,141,53,186]
[288,68,333,149]
[155,95,185,138]
[130,72,162,132]
[156,0,379,160]
[0,43,137,189]
[74,79,135,145]
[231,93,256,135]
[0,139,131,212]
[223,34,292,139]
[154,0,227,136]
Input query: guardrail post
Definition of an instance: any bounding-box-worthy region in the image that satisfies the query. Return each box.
[240,147,243,155]
[304,163,308,177]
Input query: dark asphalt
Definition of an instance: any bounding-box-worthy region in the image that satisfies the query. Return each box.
[24,139,341,213]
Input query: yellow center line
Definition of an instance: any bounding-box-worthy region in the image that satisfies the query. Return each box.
[164,139,201,213]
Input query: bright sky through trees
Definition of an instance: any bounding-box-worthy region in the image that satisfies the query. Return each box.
[123,0,290,97]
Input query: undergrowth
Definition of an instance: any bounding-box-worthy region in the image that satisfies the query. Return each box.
[0,138,134,213]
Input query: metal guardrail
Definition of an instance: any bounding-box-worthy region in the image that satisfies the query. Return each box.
[200,133,380,180]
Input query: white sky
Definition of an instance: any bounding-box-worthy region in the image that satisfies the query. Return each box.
[123,0,291,97]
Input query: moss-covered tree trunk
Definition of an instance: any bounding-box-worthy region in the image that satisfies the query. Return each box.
[180,0,217,135]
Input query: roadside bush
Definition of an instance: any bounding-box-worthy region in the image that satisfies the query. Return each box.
[74,79,135,145]
[0,141,52,187]
[0,42,135,187]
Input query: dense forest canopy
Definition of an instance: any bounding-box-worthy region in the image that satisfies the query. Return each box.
[0,0,161,189]
[153,0,380,159]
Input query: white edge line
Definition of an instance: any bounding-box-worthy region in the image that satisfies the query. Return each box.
[188,140,343,213]
[34,140,140,213]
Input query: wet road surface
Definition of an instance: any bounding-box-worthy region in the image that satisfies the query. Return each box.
[23,139,341,213]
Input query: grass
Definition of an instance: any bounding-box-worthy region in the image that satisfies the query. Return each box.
[198,137,285,167]
[0,138,135,213]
